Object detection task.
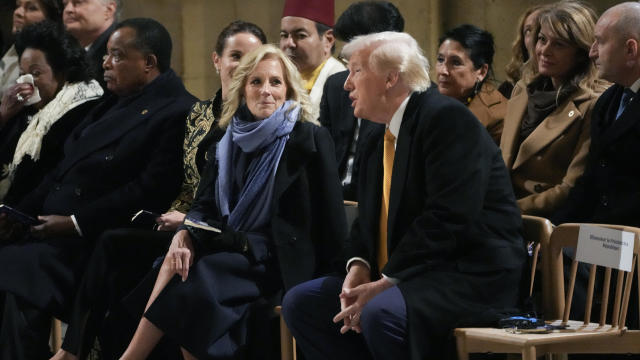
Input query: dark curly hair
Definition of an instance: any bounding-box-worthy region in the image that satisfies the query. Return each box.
[214,20,267,56]
[15,20,91,83]
[38,0,64,24]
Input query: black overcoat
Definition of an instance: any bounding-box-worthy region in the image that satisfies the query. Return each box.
[188,120,348,291]
[1,99,101,205]
[553,84,640,227]
[0,69,196,319]
[135,120,347,358]
[343,89,526,359]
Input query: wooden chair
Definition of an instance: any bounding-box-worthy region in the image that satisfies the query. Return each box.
[274,305,296,360]
[343,200,358,230]
[455,223,640,360]
[521,215,554,304]
[50,318,62,352]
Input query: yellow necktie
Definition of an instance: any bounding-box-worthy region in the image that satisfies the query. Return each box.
[378,128,395,271]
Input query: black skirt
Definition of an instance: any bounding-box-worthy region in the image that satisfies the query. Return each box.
[139,251,281,359]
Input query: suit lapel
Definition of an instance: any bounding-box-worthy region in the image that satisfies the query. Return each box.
[501,84,528,168]
[360,131,384,257]
[57,90,174,176]
[272,123,313,204]
[387,93,419,248]
[512,89,589,170]
[600,86,640,146]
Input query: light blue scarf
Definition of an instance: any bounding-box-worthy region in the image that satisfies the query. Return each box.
[215,100,298,231]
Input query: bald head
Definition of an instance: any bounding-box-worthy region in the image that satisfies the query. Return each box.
[602,2,640,40]
[590,2,640,86]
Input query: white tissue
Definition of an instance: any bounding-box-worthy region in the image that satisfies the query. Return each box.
[16,74,42,106]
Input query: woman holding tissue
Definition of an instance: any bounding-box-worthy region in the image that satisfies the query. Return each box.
[0,0,63,98]
[0,21,102,204]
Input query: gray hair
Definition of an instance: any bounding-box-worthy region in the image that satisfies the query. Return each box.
[100,0,121,20]
[341,31,430,92]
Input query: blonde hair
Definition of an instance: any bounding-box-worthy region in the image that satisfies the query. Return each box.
[219,44,315,129]
[505,4,546,83]
[522,1,607,94]
[342,31,431,92]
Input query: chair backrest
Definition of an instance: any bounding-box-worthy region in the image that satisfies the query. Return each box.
[521,215,554,301]
[547,223,640,329]
[344,200,358,230]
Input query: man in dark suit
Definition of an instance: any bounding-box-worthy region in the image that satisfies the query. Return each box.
[553,2,640,228]
[63,0,120,88]
[319,1,404,200]
[0,18,196,359]
[282,32,525,360]
[551,2,640,329]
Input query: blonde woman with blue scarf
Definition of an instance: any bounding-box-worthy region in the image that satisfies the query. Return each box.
[120,44,347,360]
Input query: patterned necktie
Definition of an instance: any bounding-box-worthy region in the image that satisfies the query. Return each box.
[615,88,634,120]
[378,128,395,271]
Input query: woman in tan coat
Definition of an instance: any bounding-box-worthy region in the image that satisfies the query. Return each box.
[437,24,507,144]
[500,1,608,217]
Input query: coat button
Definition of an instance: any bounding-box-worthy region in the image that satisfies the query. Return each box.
[105,154,114,161]
[600,159,607,167]
[533,184,544,193]
[54,184,61,191]
[600,195,608,207]
[568,110,575,117]
[74,187,82,196]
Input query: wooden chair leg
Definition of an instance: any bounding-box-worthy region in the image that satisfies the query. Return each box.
[275,306,296,360]
[51,318,62,352]
[455,334,469,360]
[522,346,537,360]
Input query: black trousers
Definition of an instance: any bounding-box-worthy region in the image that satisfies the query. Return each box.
[0,293,52,360]
[61,228,172,359]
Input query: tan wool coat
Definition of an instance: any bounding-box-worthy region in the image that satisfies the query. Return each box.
[468,82,508,145]
[500,80,599,217]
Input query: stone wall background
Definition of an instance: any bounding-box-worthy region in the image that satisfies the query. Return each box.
[1,0,620,100]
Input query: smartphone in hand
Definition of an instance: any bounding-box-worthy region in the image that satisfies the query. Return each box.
[131,210,160,228]
[0,204,41,225]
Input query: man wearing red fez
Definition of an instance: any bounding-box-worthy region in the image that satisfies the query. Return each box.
[280,0,345,119]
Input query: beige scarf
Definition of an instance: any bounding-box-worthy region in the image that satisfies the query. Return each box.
[0,80,103,200]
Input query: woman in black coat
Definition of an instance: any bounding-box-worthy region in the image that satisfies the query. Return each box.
[120,44,347,360]
[0,21,102,205]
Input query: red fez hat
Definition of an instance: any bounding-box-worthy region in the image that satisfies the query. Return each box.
[282,0,335,27]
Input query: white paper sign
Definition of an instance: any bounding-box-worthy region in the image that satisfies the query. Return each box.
[575,225,635,272]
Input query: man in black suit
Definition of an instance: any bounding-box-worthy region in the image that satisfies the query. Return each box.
[63,0,120,88]
[319,1,404,200]
[282,32,525,360]
[553,2,640,228]
[0,18,196,359]
[551,2,640,329]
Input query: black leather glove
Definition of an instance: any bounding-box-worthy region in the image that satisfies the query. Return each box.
[186,222,251,259]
